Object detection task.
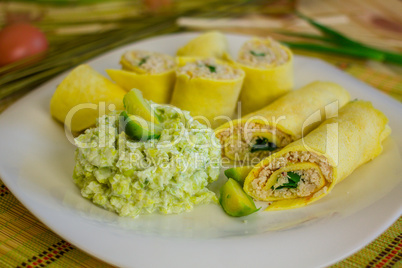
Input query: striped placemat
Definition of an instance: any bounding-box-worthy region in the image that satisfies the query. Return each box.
[0,63,401,267]
[340,64,402,102]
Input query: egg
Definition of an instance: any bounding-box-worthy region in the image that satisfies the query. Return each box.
[0,23,48,66]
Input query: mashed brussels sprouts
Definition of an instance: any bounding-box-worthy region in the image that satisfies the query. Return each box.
[73,105,221,218]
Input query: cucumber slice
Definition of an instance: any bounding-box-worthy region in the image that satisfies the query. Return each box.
[123,88,160,124]
[219,178,260,217]
[224,166,253,185]
[120,111,162,140]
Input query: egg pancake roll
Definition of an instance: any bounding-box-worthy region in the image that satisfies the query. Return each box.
[215,81,350,161]
[170,58,245,128]
[243,100,391,210]
[176,31,231,61]
[107,50,176,103]
[237,37,294,115]
[50,64,126,132]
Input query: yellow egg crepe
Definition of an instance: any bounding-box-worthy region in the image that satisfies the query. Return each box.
[176,31,231,61]
[170,58,245,128]
[243,100,391,210]
[107,50,176,103]
[215,81,350,161]
[50,64,126,132]
[237,37,293,115]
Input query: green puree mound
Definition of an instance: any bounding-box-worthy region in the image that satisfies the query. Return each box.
[73,104,221,218]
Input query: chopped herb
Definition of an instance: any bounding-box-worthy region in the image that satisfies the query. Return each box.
[205,64,216,73]
[275,183,296,190]
[250,137,277,153]
[287,172,301,183]
[250,50,266,57]
[140,179,149,189]
[273,172,301,190]
[138,56,149,66]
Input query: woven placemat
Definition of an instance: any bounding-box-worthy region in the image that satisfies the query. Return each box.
[0,63,401,267]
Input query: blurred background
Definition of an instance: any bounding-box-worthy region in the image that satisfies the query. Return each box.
[2,1,401,60]
[0,0,401,111]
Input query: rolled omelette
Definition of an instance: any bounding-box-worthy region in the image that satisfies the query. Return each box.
[243,100,391,211]
[176,31,231,61]
[237,37,294,115]
[106,50,176,103]
[50,64,126,133]
[170,58,245,128]
[215,81,350,161]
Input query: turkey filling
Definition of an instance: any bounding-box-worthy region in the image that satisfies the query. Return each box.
[121,50,175,74]
[250,151,333,200]
[215,122,293,161]
[237,37,290,68]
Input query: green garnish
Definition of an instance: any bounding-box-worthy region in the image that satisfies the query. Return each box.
[138,56,149,66]
[250,137,277,153]
[277,13,402,65]
[281,42,384,61]
[273,172,301,190]
[250,50,266,57]
[205,64,216,73]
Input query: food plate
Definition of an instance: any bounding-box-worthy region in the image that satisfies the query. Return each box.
[0,33,401,268]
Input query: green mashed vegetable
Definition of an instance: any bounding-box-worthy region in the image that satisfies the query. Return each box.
[73,105,221,218]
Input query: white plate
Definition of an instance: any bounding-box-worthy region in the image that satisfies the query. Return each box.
[0,33,401,268]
